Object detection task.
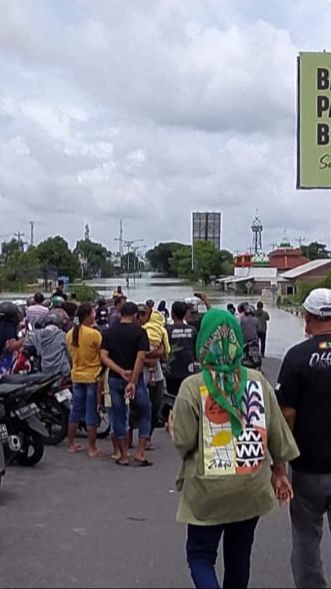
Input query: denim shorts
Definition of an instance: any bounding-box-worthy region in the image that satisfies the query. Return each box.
[109,376,151,439]
[69,382,98,427]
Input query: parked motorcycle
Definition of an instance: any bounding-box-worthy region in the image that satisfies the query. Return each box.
[2,372,72,446]
[0,381,48,469]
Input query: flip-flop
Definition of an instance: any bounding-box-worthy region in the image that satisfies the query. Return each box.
[67,445,84,454]
[115,459,129,466]
[88,449,110,458]
[133,459,153,467]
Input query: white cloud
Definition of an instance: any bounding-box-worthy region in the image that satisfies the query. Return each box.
[0,0,331,253]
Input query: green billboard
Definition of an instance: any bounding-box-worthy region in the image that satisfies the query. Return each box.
[298,51,331,188]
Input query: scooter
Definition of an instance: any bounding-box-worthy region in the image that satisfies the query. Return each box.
[2,372,72,446]
[0,381,48,469]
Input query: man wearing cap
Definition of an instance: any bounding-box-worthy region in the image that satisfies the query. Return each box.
[276,288,331,589]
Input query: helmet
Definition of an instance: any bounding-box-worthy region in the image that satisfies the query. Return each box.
[244,303,255,316]
[44,310,66,329]
[50,295,64,308]
[0,301,21,324]
[97,297,107,307]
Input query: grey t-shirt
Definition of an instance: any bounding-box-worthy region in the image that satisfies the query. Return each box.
[26,326,70,375]
[240,316,259,343]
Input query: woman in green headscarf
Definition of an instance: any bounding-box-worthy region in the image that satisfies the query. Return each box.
[171,309,299,589]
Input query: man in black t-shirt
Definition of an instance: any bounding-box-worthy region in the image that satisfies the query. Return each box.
[276,288,331,589]
[100,302,151,467]
[165,301,197,398]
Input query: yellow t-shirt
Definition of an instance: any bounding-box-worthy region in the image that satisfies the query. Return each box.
[66,325,102,383]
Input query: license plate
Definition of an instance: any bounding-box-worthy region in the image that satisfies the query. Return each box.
[55,389,72,403]
[16,403,38,420]
[0,423,8,441]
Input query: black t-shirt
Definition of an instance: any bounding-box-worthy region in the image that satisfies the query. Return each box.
[165,323,197,380]
[276,334,331,473]
[187,314,203,334]
[101,322,149,378]
[0,321,17,355]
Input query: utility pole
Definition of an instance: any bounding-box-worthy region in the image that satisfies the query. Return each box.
[295,236,306,248]
[123,239,144,287]
[14,232,26,252]
[29,221,34,247]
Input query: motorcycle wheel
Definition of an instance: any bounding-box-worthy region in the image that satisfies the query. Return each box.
[39,398,69,446]
[15,431,44,466]
[97,411,111,439]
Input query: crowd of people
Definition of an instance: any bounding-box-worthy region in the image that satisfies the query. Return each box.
[1,282,331,589]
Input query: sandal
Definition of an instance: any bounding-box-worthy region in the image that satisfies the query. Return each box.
[115,459,129,466]
[133,458,153,467]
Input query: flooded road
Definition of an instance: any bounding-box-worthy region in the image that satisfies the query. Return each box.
[89,274,305,359]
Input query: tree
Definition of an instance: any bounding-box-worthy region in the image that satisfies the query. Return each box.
[121,251,142,274]
[301,241,330,260]
[36,236,80,281]
[74,239,113,278]
[2,238,23,258]
[4,246,40,284]
[192,241,233,284]
[169,245,192,277]
[146,242,187,274]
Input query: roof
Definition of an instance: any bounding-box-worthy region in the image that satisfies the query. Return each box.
[269,255,309,271]
[269,247,302,256]
[281,258,331,279]
[234,267,278,279]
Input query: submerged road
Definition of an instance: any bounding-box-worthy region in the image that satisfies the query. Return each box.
[0,358,330,589]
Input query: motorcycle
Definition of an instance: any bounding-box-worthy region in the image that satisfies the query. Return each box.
[2,372,72,446]
[0,381,48,469]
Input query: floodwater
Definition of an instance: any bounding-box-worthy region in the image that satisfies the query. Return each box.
[89,274,305,359]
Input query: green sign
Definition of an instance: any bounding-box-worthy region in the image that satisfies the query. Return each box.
[298,51,331,189]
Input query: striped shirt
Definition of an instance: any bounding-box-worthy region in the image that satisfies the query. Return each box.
[26,304,48,328]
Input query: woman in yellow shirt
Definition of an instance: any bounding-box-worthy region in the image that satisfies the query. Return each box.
[66,303,105,457]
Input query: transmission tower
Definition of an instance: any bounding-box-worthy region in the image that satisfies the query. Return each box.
[85,224,90,241]
[251,212,263,254]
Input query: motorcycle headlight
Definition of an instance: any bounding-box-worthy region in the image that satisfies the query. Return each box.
[0,402,6,420]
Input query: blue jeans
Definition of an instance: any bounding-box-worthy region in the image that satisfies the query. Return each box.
[187,517,259,589]
[109,376,151,440]
[69,382,98,427]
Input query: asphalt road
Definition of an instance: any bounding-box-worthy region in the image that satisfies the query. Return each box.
[1,358,330,589]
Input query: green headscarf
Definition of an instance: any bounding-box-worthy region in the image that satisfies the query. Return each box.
[196,309,247,438]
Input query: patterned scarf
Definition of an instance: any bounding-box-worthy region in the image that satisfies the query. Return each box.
[196,309,247,438]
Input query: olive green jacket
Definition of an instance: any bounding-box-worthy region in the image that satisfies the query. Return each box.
[172,370,299,525]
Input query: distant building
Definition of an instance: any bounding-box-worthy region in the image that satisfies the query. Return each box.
[192,212,221,250]
[269,240,309,272]
[280,259,331,295]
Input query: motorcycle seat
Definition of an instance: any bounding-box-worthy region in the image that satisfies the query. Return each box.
[0,383,28,396]
[1,373,54,386]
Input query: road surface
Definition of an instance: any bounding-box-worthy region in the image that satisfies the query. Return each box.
[0,358,330,588]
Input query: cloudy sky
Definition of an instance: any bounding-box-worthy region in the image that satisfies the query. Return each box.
[1,0,331,255]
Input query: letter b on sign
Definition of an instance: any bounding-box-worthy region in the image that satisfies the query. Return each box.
[317,124,330,145]
[317,68,330,90]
